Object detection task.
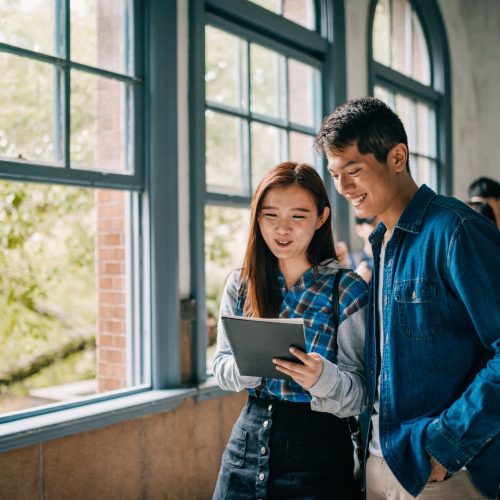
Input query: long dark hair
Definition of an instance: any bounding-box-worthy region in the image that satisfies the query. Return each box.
[241,162,336,317]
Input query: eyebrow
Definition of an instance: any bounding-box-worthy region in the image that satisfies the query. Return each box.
[261,205,311,212]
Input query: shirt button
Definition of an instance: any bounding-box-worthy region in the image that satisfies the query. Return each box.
[259,473,265,481]
[267,404,273,411]
[411,291,417,300]
[262,420,269,428]
[261,446,267,455]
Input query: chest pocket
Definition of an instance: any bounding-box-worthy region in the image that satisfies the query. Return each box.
[394,279,441,340]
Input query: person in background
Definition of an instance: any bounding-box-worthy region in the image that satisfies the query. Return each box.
[352,216,379,283]
[315,96,500,500]
[212,162,368,499]
[468,176,500,227]
[467,200,497,225]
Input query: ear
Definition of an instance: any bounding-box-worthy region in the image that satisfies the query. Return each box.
[316,206,330,229]
[388,143,408,173]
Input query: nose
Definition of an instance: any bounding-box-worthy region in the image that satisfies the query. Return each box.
[275,217,291,234]
[335,173,353,196]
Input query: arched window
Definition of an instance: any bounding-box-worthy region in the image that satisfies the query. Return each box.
[369,0,451,193]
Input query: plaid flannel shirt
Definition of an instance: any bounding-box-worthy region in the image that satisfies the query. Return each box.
[236,260,368,402]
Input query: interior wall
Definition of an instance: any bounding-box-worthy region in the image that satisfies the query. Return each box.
[437,0,500,199]
[0,392,246,500]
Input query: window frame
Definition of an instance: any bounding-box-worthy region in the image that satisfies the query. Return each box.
[189,0,347,383]
[367,0,452,194]
[0,0,185,450]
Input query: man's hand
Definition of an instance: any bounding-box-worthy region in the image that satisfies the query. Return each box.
[428,457,448,482]
[272,347,323,389]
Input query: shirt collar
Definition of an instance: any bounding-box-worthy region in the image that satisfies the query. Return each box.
[277,266,317,292]
[369,184,436,245]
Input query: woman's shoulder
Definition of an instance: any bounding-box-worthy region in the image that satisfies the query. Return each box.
[317,259,369,312]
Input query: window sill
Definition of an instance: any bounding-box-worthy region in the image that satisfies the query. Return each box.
[0,377,234,453]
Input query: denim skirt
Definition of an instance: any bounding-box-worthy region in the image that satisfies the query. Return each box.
[213,396,357,500]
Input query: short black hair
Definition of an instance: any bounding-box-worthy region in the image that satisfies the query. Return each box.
[314,97,410,172]
[468,177,500,200]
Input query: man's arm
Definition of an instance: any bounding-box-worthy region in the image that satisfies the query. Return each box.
[424,217,500,472]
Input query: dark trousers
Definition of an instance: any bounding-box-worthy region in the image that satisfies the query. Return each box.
[213,396,358,500]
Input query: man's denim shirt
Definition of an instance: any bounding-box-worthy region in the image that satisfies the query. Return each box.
[363,185,500,498]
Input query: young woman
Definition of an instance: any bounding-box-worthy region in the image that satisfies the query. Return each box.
[212,162,368,499]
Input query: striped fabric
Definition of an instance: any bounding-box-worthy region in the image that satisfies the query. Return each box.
[237,262,368,402]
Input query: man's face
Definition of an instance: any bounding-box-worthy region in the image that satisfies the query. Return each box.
[326,143,399,220]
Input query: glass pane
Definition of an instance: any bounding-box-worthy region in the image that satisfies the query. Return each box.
[205,205,250,373]
[374,85,395,109]
[394,93,416,153]
[391,0,410,77]
[251,123,286,191]
[373,0,431,85]
[0,182,140,414]
[250,44,286,119]
[0,52,58,164]
[206,111,248,195]
[0,0,55,54]
[289,132,315,165]
[411,11,431,85]
[71,0,129,74]
[416,102,436,157]
[249,0,316,30]
[70,70,128,172]
[413,156,437,189]
[282,0,315,31]
[205,26,247,110]
[288,59,319,127]
[373,0,391,66]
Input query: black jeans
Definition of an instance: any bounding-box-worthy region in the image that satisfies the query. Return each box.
[213,396,358,500]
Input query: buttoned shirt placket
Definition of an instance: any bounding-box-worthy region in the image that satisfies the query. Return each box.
[255,402,274,500]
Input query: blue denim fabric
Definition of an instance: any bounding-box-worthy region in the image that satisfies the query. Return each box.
[362,185,500,498]
[213,397,358,499]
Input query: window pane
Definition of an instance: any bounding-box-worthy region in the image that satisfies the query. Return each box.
[0,0,55,54]
[249,0,316,31]
[391,0,410,77]
[0,182,140,414]
[206,111,248,195]
[205,26,247,111]
[250,44,286,119]
[394,93,416,153]
[288,59,319,128]
[373,0,431,85]
[412,156,437,189]
[251,123,286,190]
[289,131,315,165]
[70,70,128,172]
[373,0,391,66]
[374,85,395,109]
[71,0,129,74]
[412,11,431,85]
[205,205,250,373]
[0,52,59,164]
[416,102,436,157]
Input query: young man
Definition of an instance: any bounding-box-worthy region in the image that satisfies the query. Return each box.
[468,176,500,227]
[315,97,500,499]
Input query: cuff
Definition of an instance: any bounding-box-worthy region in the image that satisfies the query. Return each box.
[308,357,339,398]
[424,419,481,473]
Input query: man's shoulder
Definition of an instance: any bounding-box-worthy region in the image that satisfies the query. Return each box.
[424,194,479,229]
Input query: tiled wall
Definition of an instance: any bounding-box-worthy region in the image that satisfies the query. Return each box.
[0,392,246,500]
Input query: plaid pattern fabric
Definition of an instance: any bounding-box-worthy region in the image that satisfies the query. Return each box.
[240,264,368,402]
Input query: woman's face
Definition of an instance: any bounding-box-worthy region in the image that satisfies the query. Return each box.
[258,184,329,267]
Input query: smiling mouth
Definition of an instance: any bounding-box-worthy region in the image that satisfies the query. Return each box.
[275,240,292,247]
[350,194,367,206]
